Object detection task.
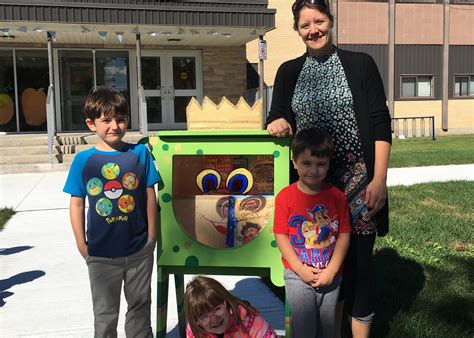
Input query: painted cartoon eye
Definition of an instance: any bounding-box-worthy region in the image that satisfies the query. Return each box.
[196,169,221,192]
[226,168,253,194]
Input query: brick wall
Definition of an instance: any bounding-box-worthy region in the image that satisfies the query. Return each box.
[246,0,306,86]
[450,5,474,45]
[338,2,389,44]
[202,46,247,104]
[395,4,444,44]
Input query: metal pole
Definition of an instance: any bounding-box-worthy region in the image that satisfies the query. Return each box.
[331,0,338,45]
[442,0,449,131]
[388,0,395,119]
[258,35,265,128]
[12,49,19,133]
[47,34,54,87]
[432,117,436,141]
[136,33,143,89]
[92,49,97,87]
[47,32,56,164]
[136,33,148,135]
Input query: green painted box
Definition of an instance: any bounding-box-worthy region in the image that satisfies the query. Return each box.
[145,130,290,336]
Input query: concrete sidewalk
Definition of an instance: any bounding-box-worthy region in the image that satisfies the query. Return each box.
[1,164,473,337]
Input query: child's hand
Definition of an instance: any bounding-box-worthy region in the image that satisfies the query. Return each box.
[77,242,88,259]
[313,268,336,288]
[296,264,318,284]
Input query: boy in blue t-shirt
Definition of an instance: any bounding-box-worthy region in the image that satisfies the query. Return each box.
[63,86,161,337]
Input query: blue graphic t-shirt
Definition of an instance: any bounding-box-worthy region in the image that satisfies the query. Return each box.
[63,143,161,258]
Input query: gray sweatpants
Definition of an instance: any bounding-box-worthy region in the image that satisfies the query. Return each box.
[284,268,341,338]
[86,238,155,338]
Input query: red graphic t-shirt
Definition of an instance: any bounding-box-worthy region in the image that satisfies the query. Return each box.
[273,182,351,270]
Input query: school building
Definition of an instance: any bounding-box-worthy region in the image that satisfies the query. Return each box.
[246,0,474,135]
[1,0,473,138]
[0,0,275,134]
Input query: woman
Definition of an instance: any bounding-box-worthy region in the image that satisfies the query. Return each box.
[266,1,392,337]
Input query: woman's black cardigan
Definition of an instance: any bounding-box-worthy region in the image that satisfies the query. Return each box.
[267,47,392,236]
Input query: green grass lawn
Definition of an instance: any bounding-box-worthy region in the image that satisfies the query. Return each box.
[390,134,474,168]
[264,181,473,337]
[372,181,473,337]
[0,207,15,231]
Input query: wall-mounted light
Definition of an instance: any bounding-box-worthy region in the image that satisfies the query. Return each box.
[47,31,56,42]
[98,31,108,41]
[34,28,45,33]
[147,32,159,37]
[207,31,219,36]
[17,26,28,33]
[163,32,172,36]
[190,29,200,35]
[81,25,91,33]
[116,32,124,43]
[222,33,232,38]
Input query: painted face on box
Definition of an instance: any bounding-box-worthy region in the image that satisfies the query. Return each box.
[172,155,275,248]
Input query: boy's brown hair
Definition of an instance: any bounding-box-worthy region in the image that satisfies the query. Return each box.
[84,86,129,121]
[291,127,334,161]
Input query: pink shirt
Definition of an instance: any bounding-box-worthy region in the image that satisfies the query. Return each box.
[186,304,277,338]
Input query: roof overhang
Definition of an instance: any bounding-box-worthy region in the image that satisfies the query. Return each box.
[0,0,276,47]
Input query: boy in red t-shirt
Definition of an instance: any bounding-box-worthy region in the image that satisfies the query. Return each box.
[274,127,351,338]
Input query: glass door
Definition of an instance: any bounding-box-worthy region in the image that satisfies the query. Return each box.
[169,54,201,129]
[141,54,164,129]
[57,50,131,131]
[141,51,202,130]
[59,50,93,131]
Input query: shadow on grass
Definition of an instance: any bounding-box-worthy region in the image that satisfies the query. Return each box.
[0,270,46,307]
[425,255,474,333]
[371,248,425,337]
[263,248,427,337]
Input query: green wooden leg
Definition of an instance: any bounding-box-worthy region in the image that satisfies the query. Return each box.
[174,274,186,337]
[156,267,169,338]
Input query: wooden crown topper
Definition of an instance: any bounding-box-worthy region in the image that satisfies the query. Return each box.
[186,96,263,130]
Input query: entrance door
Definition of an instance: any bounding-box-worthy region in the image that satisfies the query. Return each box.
[141,51,202,130]
[58,50,94,131]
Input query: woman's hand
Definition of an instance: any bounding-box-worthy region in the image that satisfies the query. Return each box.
[366,140,391,217]
[266,118,293,137]
[365,178,387,217]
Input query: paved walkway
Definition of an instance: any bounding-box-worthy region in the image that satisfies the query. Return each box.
[1,164,473,337]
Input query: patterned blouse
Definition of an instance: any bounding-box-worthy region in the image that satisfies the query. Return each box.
[291,51,377,235]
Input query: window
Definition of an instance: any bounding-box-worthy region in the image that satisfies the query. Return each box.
[454,76,474,97]
[0,50,15,132]
[401,76,433,98]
